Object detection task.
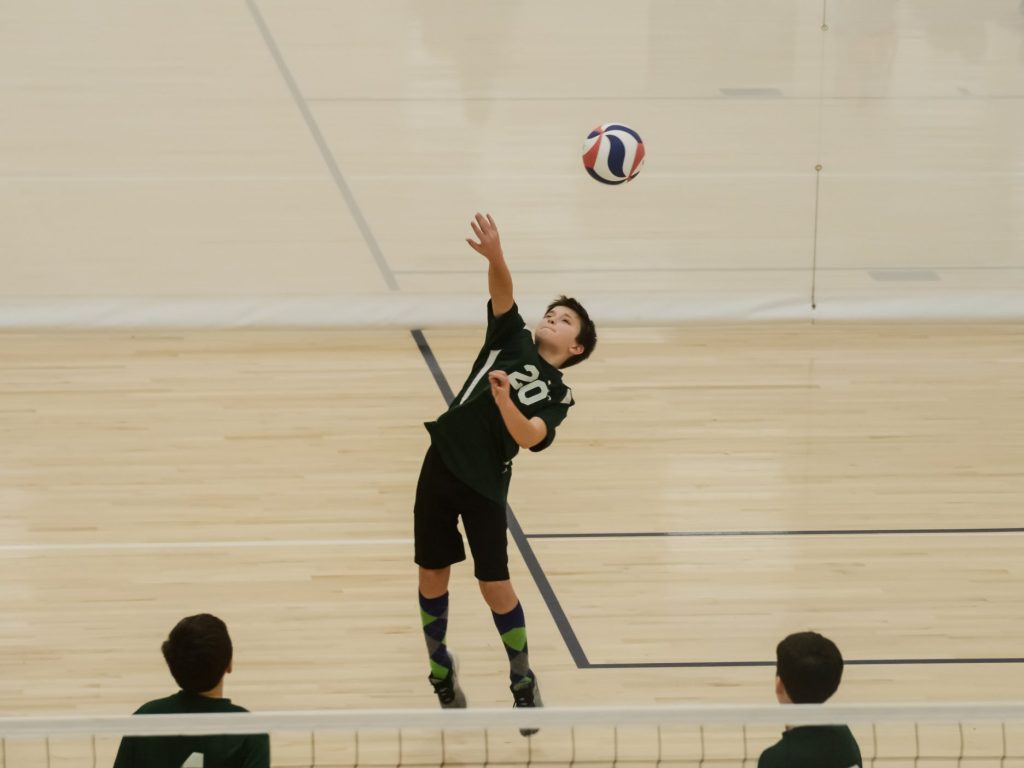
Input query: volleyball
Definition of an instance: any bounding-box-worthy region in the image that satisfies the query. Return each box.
[581,123,645,185]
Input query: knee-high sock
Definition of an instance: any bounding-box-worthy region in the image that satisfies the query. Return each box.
[492,601,532,686]
[420,592,453,680]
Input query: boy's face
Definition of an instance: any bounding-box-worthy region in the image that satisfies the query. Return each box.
[535,305,584,360]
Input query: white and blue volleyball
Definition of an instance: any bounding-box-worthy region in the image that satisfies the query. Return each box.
[581,123,645,185]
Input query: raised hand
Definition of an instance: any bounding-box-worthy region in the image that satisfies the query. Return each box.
[466,213,503,262]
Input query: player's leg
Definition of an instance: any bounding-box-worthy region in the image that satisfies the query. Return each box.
[413,446,467,708]
[419,566,450,599]
[479,579,535,689]
[418,565,453,684]
[463,504,543,735]
[479,578,542,732]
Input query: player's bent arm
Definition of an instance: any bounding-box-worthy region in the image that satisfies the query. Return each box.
[495,399,547,448]
[488,254,515,317]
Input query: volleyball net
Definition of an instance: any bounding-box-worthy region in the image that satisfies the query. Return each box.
[3,702,1024,767]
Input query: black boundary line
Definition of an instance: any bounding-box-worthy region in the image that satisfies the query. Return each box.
[410,330,589,667]
[589,658,1024,669]
[527,527,1024,539]
[409,344,1024,669]
[394,266,1024,275]
[305,95,1024,103]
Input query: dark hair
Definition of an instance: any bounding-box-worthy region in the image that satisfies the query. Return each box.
[161,614,233,694]
[545,296,597,368]
[776,631,843,704]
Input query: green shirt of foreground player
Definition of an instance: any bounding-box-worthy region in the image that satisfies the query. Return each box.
[758,724,862,768]
[113,691,268,768]
[113,614,269,768]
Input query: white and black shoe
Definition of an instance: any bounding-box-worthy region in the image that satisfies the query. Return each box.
[429,651,467,709]
[511,675,542,736]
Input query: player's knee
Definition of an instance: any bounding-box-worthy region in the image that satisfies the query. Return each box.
[478,579,518,613]
[418,566,450,597]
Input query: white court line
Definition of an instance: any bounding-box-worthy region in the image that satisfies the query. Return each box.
[0,538,413,554]
[0,175,327,182]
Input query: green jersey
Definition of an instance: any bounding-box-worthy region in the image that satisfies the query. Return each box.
[112,691,270,768]
[758,725,862,768]
[426,301,574,504]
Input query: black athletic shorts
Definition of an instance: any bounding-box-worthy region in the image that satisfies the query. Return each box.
[413,444,509,581]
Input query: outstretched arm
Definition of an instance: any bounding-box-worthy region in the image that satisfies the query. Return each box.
[466,212,514,317]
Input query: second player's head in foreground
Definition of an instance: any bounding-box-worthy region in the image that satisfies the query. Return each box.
[774,631,844,704]
[162,613,233,696]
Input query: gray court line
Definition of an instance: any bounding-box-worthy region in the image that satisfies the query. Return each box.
[410,329,590,668]
[504,502,590,668]
[411,330,455,402]
[395,266,1024,275]
[589,658,1024,669]
[527,527,1024,539]
[529,524,1024,669]
[245,0,398,291]
[0,538,413,554]
[346,171,1024,180]
[395,267,817,274]
[811,166,822,309]
[305,95,1024,103]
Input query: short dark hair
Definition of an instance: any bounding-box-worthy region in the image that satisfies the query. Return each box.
[545,296,596,368]
[776,631,844,704]
[161,614,233,694]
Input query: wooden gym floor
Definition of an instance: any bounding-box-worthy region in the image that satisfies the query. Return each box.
[2,323,1022,720]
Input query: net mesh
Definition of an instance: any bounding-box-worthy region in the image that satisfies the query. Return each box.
[3,704,1024,768]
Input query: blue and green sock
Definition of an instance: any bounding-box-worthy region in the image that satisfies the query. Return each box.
[419,592,453,681]
[492,601,533,687]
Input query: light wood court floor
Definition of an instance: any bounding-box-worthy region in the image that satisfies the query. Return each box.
[4,0,1024,764]
[1,323,1022,725]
